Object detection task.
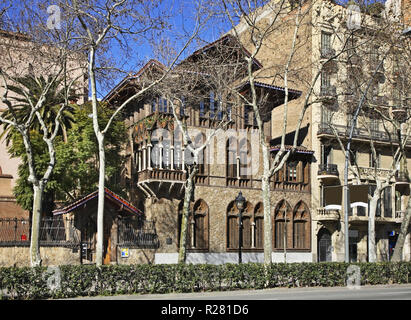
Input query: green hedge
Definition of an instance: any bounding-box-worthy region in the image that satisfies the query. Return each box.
[0,262,410,299]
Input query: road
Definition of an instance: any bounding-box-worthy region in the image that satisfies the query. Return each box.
[71,283,411,300]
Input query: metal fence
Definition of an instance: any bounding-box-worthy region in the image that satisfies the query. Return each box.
[0,217,80,247]
[118,218,160,249]
[0,217,160,249]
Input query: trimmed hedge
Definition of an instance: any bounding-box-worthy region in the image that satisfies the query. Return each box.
[0,262,410,299]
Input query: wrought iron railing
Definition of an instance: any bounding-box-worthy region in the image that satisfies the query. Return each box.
[0,217,80,247]
[317,122,402,144]
[117,219,160,249]
[318,163,339,176]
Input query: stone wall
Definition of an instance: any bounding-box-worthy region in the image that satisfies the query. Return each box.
[0,246,80,267]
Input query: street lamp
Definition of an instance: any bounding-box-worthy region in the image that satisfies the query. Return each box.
[235,191,246,264]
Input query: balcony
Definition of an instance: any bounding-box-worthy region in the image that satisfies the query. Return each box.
[137,168,186,184]
[319,85,337,101]
[394,211,405,224]
[316,208,340,221]
[317,163,339,180]
[317,122,406,146]
[395,171,409,185]
[320,48,336,60]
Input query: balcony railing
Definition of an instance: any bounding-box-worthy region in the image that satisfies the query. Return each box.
[317,122,405,145]
[318,163,339,177]
[316,208,340,221]
[117,219,159,249]
[321,48,336,59]
[320,85,337,97]
[137,168,186,183]
[0,217,80,247]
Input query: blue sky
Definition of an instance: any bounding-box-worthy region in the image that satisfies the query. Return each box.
[1,0,387,98]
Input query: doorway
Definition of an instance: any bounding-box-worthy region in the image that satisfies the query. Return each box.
[318,228,332,262]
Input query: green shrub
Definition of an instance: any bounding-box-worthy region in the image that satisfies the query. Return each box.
[0,261,410,299]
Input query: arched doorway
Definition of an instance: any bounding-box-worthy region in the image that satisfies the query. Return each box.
[318,228,332,262]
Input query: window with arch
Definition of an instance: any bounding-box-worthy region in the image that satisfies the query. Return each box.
[293,201,311,249]
[226,137,237,178]
[239,138,251,179]
[194,133,207,175]
[273,200,292,249]
[254,202,264,249]
[226,200,253,250]
[178,199,209,251]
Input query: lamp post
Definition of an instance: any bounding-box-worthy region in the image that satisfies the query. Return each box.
[235,191,246,264]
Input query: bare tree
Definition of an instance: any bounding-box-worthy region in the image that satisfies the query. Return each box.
[0,3,85,266]
[66,0,214,266]
[152,38,249,263]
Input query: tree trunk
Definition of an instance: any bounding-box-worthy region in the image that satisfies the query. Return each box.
[178,165,198,264]
[30,183,44,267]
[262,143,272,265]
[368,194,378,262]
[95,134,106,266]
[391,195,411,262]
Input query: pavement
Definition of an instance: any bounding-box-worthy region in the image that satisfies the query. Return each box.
[65,283,411,300]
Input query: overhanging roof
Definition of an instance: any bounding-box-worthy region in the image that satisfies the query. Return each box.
[52,188,142,216]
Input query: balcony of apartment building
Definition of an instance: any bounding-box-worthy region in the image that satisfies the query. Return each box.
[317,120,407,146]
[317,163,339,183]
[316,184,405,225]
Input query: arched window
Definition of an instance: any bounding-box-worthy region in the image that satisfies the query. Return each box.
[227,201,239,249]
[192,199,209,250]
[273,200,292,249]
[239,138,251,179]
[226,137,237,178]
[226,200,253,250]
[194,133,207,175]
[254,202,264,249]
[293,201,311,249]
[178,199,209,251]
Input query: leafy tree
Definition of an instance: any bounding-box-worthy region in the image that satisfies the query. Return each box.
[8,102,127,215]
[0,75,77,145]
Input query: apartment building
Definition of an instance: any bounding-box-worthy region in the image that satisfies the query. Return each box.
[262,0,411,262]
[0,31,88,222]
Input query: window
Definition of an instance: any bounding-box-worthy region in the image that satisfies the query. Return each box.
[200,100,205,118]
[273,200,310,250]
[151,99,157,113]
[321,32,331,52]
[194,134,206,175]
[239,139,251,178]
[293,202,310,249]
[226,137,237,178]
[209,91,215,119]
[226,201,253,250]
[321,71,331,88]
[178,199,209,250]
[254,203,264,249]
[285,161,298,182]
[273,200,292,249]
[382,186,392,218]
